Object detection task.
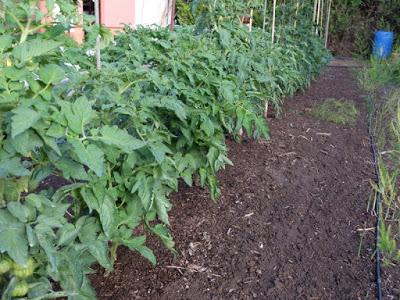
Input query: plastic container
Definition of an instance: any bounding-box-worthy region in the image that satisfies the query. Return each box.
[373,31,394,59]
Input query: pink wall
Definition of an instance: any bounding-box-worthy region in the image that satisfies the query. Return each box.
[100,0,135,32]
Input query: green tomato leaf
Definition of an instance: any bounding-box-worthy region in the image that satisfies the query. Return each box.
[10,130,43,156]
[70,139,104,176]
[150,224,176,254]
[39,64,66,84]
[87,240,112,270]
[149,142,172,164]
[7,201,35,223]
[98,195,115,238]
[154,194,171,225]
[0,157,30,177]
[60,97,96,134]
[12,39,61,63]
[0,210,28,266]
[200,116,215,137]
[0,35,13,53]
[57,223,79,246]
[122,236,156,266]
[94,125,146,153]
[11,107,41,138]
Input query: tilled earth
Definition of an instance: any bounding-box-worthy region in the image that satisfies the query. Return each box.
[91,67,378,299]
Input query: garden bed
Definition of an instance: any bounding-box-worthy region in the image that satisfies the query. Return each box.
[90,66,379,299]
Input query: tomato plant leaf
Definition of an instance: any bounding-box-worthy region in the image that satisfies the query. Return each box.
[11,107,41,138]
[0,35,12,53]
[12,39,61,63]
[61,97,96,134]
[86,240,112,270]
[0,210,28,266]
[0,157,30,177]
[7,201,35,223]
[39,64,66,85]
[70,139,104,176]
[94,125,146,153]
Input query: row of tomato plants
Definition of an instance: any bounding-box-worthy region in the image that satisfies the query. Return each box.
[0,1,329,299]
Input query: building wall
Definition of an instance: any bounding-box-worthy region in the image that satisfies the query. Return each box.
[100,0,135,31]
[100,0,172,31]
[134,0,172,27]
[38,0,173,43]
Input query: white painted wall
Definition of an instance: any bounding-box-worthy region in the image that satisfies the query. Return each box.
[135,0,172,27]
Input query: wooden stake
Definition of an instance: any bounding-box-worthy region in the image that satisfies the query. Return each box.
[170,0,176,31]
[271,0,277,44]
[249,9,253,32]
[94,0,101,70]
[264,101,269,119]
[324,0,332,48]
[294,0,300,28]
[315,0,321,35]
[262,0,268,31]
[320,0,324,34]
[312,0,318,24]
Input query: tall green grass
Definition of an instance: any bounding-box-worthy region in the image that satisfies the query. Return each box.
[359,57,400,265]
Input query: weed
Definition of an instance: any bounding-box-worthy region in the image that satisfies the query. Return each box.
[379,222,399,266]
[359,54,400,266]
[311,98,359,125]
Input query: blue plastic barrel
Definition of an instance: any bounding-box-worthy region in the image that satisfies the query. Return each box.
[373,31,394,59]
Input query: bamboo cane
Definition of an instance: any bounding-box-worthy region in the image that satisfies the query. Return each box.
[315,0,321,35]
[94,0,101,70]
[264,101,269,119]
[271,0,277,44]
[312,0,318,24]
[320,0,324,35]
[249,9,253,32]
[324,0,332,48]
[170,0,176,31]
[262,0,268,31]
[294,0,300,28]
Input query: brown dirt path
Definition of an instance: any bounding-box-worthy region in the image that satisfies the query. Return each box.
[91,66,376,299]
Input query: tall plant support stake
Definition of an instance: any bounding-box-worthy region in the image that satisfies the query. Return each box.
[312,0,318,23]
[315,0,321,35]
[170,0,176,31]
[95,0,101,70]
[294,0,300,28]
[320,0,324,36]
[249,9,253,32]
[271,0,277,44]
[324,0,332,48]
[262,0,268,31]
[312,0,318,33]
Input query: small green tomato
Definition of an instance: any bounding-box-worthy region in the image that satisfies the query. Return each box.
[11,280,29,297]
[12,258,35,278]
[0,258,12,275]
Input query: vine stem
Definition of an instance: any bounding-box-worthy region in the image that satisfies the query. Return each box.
[30,292,74,300]
[32,82,51,100]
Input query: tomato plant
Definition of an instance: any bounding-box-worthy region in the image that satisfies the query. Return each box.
[0,0,329,299]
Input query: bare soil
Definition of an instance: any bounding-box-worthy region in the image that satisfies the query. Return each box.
[90,67,379,299]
